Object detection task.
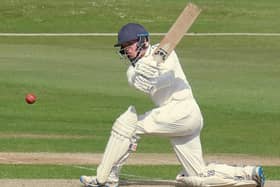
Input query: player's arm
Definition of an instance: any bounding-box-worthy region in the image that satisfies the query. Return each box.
[133,57,175,94]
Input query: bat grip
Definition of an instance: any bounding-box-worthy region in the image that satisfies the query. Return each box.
[153,48,168,64]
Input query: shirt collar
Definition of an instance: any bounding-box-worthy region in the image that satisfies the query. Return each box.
[143,44,152,57]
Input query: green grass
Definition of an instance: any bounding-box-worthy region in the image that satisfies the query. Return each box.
[0,36,279,156]
[0,0,280,33]
[0,165,181,180]
[0,165,279,180]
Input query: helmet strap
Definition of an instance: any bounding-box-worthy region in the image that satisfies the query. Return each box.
[130,36,149,66]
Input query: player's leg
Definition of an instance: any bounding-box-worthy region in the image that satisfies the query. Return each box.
[176,175,258,187]
[136,99,265,187]
[173,136,265,187]
[137,99,206,176]
[104,134,139,184]
[204,163,265,187]
[80,106,139,186]
[176,166,263,187]
[174,145,265,187]
[171,134,206,176]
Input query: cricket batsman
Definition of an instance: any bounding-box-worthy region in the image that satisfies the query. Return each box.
[80,23,265,187]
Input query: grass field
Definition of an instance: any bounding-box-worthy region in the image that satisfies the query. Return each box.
[0,0,280,183]
[1,165,280,180]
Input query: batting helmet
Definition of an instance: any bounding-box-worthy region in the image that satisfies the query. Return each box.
[114,23,149,47]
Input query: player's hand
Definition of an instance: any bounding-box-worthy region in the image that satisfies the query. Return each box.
[133,75,153,94]
[134,70,175,95]
[135,57,159,79]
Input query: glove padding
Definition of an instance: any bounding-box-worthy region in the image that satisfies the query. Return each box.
[133,71,175,94]
[133,75,153,94]
[135,56,159,79]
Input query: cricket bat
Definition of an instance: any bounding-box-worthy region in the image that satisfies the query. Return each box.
[153,3,201,63]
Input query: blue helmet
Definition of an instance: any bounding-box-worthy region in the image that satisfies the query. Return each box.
[114,23,149,47]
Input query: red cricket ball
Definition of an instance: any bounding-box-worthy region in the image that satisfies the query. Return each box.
[25,93,37,104]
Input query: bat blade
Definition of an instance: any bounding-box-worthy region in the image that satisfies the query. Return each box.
[153,3,201,63]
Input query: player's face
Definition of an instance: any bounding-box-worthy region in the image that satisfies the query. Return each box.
[121,40,138,59]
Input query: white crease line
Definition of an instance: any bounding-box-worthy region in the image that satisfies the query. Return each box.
[71,165,165,180]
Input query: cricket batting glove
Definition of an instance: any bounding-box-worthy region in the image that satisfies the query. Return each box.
[133,71,175,94]
[133,75,153,94]
[135,56,159,79]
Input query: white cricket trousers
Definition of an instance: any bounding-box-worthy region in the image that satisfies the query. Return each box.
[137,97,206,176]
[137,98,257,181]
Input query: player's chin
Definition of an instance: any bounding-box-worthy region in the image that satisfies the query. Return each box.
[127,55,133,60]
[127,56,136,62]
[126,53,136,59]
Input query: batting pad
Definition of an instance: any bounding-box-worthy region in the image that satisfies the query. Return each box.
[177,175,257,187]
[97,106,138,184]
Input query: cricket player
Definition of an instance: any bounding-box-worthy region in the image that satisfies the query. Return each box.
[80,23,265,187]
